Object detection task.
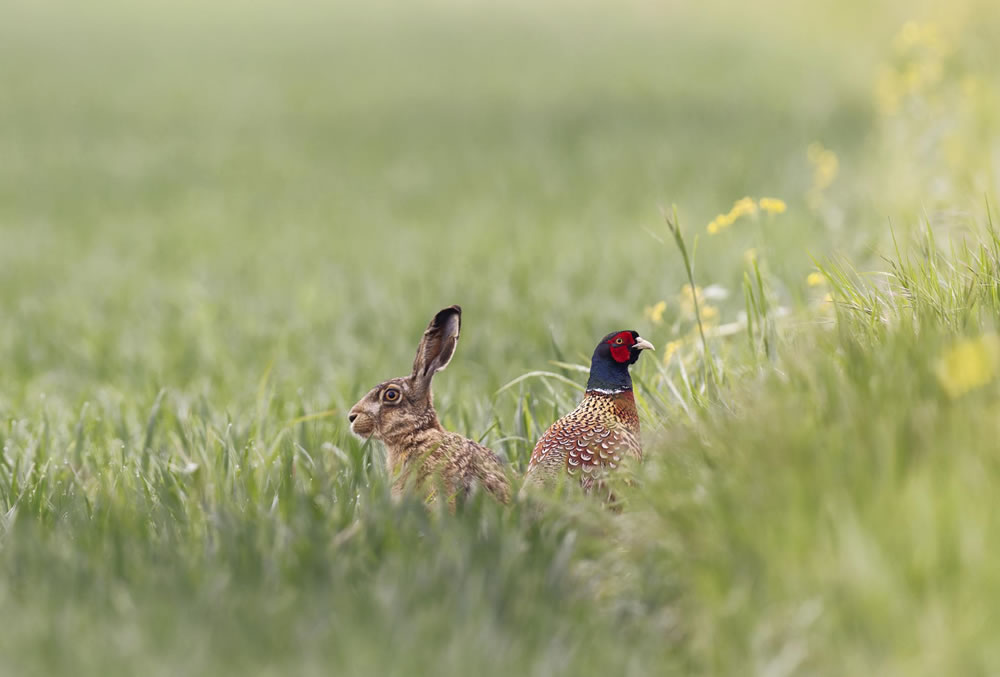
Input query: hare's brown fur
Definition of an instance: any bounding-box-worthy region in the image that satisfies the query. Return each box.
[348,306,510,505]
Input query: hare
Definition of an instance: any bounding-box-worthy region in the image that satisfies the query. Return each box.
[348,305,510,505]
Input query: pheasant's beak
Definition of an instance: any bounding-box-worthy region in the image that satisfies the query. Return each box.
[634,336,655,352]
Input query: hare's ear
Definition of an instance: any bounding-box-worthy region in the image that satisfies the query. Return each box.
[411,305,462,383]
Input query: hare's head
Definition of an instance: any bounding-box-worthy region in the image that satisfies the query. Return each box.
[348,306,462,445]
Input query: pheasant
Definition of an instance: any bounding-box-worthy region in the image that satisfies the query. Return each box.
[522,330,654,494]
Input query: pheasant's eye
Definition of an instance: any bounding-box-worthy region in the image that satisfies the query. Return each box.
[383,388,400,402]
[614,337,624,345]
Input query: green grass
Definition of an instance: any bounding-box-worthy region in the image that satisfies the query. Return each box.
[3,1,1000,674]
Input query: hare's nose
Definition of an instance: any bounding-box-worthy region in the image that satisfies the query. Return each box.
[348,414,358,424]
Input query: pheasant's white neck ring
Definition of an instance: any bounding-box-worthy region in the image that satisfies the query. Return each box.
[586,387,631,395]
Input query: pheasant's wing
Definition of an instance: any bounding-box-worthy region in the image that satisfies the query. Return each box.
[568,420,641,489]
[528,408,638,467]
[526,413,578,477]
[525,393,642,492]
[567,421,637,469]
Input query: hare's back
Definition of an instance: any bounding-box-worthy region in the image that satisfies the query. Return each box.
[442,432,510,503]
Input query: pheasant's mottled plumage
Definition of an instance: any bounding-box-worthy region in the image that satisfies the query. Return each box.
[522,329,654,494]
[525,390,641,491]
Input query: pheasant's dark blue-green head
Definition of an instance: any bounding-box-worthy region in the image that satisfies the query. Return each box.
[586,330,655,392]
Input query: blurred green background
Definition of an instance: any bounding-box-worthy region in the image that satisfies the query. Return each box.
[2,1,1000,675]
[0,0,927,404]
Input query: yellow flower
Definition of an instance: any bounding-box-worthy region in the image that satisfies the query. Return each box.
[806,272,826,287]
[729,197,757,219]
[707,212,734,234]
[700,305,719,325]
[893,21,948,56]
[707,197,759,234]
[896,21,917,47]
[894,21,924,52]
[662,340,682,364]
[644,300,667,325]
[935,336,1000,399]
[879,21,949,117]
[758,198,786,214]
[743,248,758,266]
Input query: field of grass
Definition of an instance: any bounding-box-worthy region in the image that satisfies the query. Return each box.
[3,1,1000,674]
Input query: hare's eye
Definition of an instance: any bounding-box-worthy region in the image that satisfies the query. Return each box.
[383,388,400,402]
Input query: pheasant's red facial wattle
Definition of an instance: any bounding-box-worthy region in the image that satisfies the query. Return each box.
[608,332,635,363]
